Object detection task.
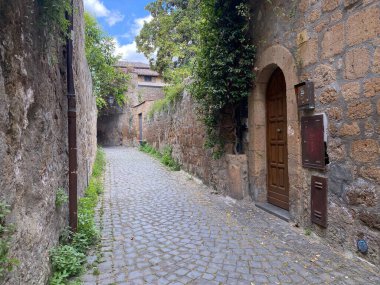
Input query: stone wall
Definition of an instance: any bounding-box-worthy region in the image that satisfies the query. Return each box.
[145,90,250,199]
[249,0,379,264]
[0,0,97,284]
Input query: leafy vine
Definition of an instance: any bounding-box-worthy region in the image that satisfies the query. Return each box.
[191,0,256,157]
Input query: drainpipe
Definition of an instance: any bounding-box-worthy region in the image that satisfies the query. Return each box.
[66,0,77,232]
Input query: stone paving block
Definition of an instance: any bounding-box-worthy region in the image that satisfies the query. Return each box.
[80,148,380,285]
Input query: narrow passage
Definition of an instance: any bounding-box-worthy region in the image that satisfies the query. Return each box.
[81,147,379,285]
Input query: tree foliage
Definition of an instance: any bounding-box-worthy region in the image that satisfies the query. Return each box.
[84,13,130,109]
[136,0,255,156]
[136,0,200,75]
[192,0,255,154]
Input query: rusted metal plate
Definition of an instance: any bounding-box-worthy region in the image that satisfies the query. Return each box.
[311,176,327,228]
[295,81,315,110]
[301,115,325,170]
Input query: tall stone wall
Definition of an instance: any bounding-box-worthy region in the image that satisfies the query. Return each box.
[249,0,379,264]
[0,0,97,284]
[145,90,236,195]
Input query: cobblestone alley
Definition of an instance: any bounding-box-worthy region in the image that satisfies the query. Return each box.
[81,147,380,285]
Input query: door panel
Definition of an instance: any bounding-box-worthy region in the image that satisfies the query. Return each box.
[266,68,289,210]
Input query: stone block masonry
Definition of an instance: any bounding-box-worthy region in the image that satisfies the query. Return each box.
[251,0,380,265]
[0,0,97,284]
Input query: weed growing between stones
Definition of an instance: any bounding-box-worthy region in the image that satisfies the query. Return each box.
[0,202,18,280]
[55,188,69,208]
[139,143,181,171]
[49,148,106,285]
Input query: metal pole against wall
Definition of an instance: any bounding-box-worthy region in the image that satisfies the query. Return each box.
[66,0,78,232]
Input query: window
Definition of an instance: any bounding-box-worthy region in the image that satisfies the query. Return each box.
[144,76,152,82]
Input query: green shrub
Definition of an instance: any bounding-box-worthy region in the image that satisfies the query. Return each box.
[55,188,68,208]
[50,245,85,276]
[147,83,185,119]
[49,147,106,285]
[160,146,180,171]
[139,143,180,171]
[0,202,18,279]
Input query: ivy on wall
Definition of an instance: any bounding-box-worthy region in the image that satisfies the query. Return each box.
[191,0,256,157]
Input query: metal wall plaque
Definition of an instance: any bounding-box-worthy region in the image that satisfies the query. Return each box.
[311,176,327,228]
[301,115,325,170]
[295,81,315,110]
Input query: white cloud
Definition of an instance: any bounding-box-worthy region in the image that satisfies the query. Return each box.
[122,14,153,41]
[84,0,124,26]
[114,39,149,63]
[105,11,125,26]
[113,15,153,63]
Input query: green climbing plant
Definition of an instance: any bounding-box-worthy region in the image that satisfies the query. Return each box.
[0,202,18,279]
[191,0,255,156]
[37,0,71,38]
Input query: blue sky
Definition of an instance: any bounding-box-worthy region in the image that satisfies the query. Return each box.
[84,0,152,63]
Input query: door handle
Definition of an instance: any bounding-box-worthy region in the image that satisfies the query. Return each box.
[277,128,281,133]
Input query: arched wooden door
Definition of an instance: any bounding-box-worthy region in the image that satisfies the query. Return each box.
[266,68,289,210]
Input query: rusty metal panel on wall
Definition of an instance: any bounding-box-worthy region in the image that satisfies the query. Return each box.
[301,115,325,170]
[311,176,327,228]
[295,81,315,110]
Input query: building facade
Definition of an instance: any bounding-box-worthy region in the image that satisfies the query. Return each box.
[97,61,165,145]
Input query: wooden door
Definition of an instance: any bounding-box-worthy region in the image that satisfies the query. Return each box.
[266,68,289,210]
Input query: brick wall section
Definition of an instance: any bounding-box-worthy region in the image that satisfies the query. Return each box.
[251,0,379,264]
[0,0,97,283]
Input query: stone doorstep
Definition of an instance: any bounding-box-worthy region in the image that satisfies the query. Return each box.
[255,202,290,222]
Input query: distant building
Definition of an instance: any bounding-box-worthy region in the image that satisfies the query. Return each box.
[97,61,165,145]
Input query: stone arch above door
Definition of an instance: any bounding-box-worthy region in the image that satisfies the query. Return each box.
[248,45,301,221]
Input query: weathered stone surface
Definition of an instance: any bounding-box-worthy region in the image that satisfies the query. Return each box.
[298,39,318,67]
[327,107,343,120]
[145,91,229,195]
[322,23,344,58]
[313,64,336,88]
[345,179,378,207]
[351,139,379,162]
[297,30,309,46]
[226,154,248,200]
[345,48,370,79]
[360,166,380,183]
[344,0,361,8]
[358,210,380,230]
[319,87,338,104]
[364,120,375,137]
[315,19,329,33]
[346,6,380,46]
[330,10,343,22]
[341,82,360,101]
[0,1,96,284]
[373,48,380,73]
[329,164,354,196]
[322,0,340,11]
[364,77,380,97]
[308,9,321,23]
[347,101,372,119]
[338,122,360,136]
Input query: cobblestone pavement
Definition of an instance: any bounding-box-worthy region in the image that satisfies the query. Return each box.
[81,147,379,285]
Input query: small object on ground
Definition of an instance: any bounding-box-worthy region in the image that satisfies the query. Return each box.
[357,239,368,254]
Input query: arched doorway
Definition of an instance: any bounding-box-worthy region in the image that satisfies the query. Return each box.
[266,68,289,210]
